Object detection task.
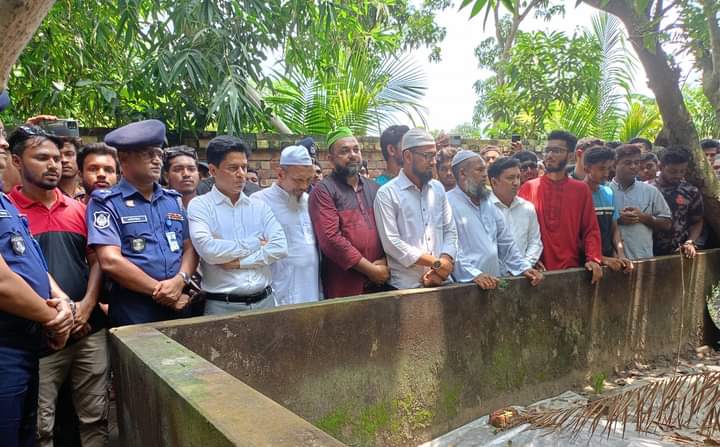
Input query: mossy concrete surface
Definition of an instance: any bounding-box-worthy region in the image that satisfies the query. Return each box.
[112,251,720,446]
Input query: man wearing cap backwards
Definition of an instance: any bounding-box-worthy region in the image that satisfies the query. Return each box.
[252,145,322,305]
[0,91,75,447]
[86,120,198,326]
[374,128,458,290]
[309,128,389,299]
[448,151,543,290]
[188,136,287,315]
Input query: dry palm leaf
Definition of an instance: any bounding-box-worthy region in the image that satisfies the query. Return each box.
[503,371,720,442]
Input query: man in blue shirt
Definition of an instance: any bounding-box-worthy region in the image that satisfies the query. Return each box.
[582,145,633,273]
[86,120,198,326]
[447,150,543,290]
[0,91,74,447]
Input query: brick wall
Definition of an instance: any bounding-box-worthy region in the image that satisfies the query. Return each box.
[80,129,525,187]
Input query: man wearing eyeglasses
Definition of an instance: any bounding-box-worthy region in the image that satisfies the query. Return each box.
[164,145,200,209]
[309,128,388,299]
[518,130,603,284]
[86,120,198,326]
[374,128,458,290]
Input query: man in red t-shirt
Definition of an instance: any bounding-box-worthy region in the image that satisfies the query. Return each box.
[518,130,603,284]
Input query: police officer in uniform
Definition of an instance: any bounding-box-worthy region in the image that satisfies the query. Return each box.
[86,120,198,326]
[0,90,75,447]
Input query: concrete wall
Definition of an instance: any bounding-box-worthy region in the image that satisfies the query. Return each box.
[111,251,720,446]
[80,129,520,186]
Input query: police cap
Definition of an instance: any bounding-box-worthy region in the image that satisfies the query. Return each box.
[104,119,166,152]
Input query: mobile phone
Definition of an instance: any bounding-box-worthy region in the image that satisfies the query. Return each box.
[511,134,521,143]
[39,119,80,138]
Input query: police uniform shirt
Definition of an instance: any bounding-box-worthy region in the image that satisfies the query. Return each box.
[0,192,51,349]
[86,178,188,281]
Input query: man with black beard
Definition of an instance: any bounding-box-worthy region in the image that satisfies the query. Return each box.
[309,128,389,298]
[448,151,543,290]
[374,128,458,290]
[8,126,108,447]
[518,130,603,284]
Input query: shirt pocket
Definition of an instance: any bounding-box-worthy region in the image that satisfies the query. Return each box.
[119,216,154,246]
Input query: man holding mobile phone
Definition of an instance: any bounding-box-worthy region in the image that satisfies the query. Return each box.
[610,144,672,260]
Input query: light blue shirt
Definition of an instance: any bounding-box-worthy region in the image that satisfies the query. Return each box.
[447,187,531,281]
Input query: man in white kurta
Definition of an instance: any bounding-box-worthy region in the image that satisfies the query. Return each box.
[252,145,322,305]
[447,150,543,290]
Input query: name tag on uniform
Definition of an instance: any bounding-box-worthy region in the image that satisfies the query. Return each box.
[165,231,180,252]
[120,215,148,224]
[167,213,184,221]
[0,210,10,218]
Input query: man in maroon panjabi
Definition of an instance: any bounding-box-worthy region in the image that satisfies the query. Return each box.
[308,128,389,298]
[518,130,603,284]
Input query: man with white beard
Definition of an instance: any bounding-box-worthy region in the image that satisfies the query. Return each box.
[447,150,544,290]
[251,145,322,305]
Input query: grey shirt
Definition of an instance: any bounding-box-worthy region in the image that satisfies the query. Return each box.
[609,179,671,260]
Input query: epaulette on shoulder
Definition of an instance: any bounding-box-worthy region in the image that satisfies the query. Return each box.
[162,188,182,197]
[89,188,120,203]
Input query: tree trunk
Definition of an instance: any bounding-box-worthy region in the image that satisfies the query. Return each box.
[583,0,720,236]
[0,0,56,90]
[701,0,720,130]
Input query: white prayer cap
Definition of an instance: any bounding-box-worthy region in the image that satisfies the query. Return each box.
[401,128,435,151]
[280,145,313,166]
[451,149,482,167]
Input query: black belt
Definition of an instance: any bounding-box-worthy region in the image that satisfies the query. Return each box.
[204,286,272,304]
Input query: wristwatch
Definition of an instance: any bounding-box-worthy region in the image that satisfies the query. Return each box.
[684,240,696,247]
[179,271,191,285]
[431,259,442,271]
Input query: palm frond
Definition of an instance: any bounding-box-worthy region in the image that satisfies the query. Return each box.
[510,371,720,443]
[266,51,428,136]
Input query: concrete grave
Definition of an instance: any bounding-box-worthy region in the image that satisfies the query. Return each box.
[111,250,720,446]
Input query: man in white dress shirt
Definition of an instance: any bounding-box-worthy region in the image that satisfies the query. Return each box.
[373,128,458,290]
[488,156,544,271]
[447,151,543,290]
[187,135,287,315]
[252,145,322,305]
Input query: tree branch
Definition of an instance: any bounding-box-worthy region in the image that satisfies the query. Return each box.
[0,0,57,90]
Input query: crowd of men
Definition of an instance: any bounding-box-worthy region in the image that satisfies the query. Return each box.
[0,84,718,446]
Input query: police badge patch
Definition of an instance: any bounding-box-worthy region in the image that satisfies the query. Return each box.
[10,234,25,255]
[93,211,111,229]
[131,238,146,253]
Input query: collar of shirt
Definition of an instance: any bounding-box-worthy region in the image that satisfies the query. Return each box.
[330,171,365,192]
[449,186,486,211]
[10,186,68,211]
[611,178,636,192]
[209,185,250,208]
[270,182,308,208]
[489,192,522,210]
[395,169,430,192]
[117,178,163,202]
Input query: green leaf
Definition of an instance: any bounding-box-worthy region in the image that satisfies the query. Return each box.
[470,0,490,19]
